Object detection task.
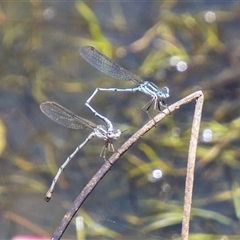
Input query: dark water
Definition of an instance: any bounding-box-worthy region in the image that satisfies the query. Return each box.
[1,1,240,239]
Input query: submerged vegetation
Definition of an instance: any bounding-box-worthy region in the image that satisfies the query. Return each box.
[0,1,240,239]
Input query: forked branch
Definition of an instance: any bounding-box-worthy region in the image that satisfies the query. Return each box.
[51,90,204,240]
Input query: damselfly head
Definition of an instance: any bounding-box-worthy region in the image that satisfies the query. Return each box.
[108,128,121,139]
[157,86,170,99]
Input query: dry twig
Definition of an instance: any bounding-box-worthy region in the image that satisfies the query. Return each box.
[51,90,204,240]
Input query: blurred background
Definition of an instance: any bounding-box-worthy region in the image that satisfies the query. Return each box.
[1,1,240,239]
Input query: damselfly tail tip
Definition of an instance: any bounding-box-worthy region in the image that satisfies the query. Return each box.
[45,192,52,202]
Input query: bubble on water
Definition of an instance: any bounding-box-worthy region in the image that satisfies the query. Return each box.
[176,61,188,72]
[170,56,181,66]
[148,168,163,182]
[202,128,213,142]
[43,7,56,21]
[204,11,216,23]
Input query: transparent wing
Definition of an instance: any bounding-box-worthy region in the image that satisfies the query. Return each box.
[40,101,96,130]
[79,46,143,84]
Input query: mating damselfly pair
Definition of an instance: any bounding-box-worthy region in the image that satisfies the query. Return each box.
[41,46,170,201]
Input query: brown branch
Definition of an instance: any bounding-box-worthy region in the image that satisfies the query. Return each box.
[51,90,204,240]
[181,92,204,240]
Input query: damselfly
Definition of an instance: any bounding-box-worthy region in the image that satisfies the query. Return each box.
[79,46,170,119]
[40,101,121,201]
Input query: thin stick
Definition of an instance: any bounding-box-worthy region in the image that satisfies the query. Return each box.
[51,90,204,240]
[181,93,204,240]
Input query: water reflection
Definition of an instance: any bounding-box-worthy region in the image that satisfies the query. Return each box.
[202,128,213,143]
[204,11,216,23]
[148,168,164,182]
[43,7,56,21]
